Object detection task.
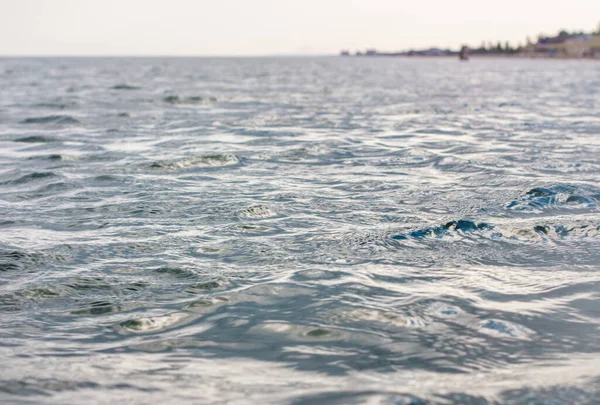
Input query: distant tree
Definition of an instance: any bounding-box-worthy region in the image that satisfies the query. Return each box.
[481,41,486,51]
[505,41,511,52]
[559,30,569,37]
[496,42,503,52]
[526,36,533,45]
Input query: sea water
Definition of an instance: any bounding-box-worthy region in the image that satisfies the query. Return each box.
[1,57,600,404]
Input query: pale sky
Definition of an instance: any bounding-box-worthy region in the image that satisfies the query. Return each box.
[1,0,599,55]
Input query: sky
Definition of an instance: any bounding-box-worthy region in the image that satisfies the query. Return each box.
[0,0,599,56]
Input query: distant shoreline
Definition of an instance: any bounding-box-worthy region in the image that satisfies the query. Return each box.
[341,54,600,61]
[0,54,598,60]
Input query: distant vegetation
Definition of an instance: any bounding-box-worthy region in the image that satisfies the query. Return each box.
[469,41,520,55]
[341,25,600,58]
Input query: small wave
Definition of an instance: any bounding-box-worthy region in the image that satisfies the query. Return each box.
[335,180,400,193]
[250,321,345,342]
[27,154,76,161]
[185,296,229,310]
[15,181,76,199]
[4,172,58,185]
[290,392,423,405]
[20,115,80,124]
[232,223,279,234]
[32,101,78,109]
[70,301,123,316]
[393,220,493,240]
[14,135,58,143]
[111,84,141,90]
[152,266,201,281]
[0,378,101,396]
[478,319,534,340]
[0,250,30,272]
[0,249,45,273]
[266,145,352,165]
[63,276,120,293]
[92,174,122,182]
[163,95,216,105]
[147,154,241,170]
[116,312,193,334]
[237,205,277,219]
[507,185,599,211]
[499,222,600,242]
[393,218,600,244]
[371,149,439,168]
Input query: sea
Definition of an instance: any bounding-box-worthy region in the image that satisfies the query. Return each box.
[1,57,599,404]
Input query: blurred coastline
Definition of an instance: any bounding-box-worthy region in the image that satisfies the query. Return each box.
[341,24,600,59]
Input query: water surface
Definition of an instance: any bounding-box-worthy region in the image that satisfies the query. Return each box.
[1,57,600,404]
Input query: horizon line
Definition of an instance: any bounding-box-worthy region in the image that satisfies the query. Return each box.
[0,53,337,58]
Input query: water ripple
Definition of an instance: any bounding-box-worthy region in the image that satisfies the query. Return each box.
[0,57,599,404]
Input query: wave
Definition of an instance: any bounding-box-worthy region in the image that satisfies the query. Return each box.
[14,135,58,143]
[392,219,599,243]
[163,95,217,105]
[20,115,80,124]
[147,154,241,170]
[507,184,599,211]
[111,84,141,90]
[2,171,58,185]
[392,220,493,240]
[32,101,78,109]
[237,205,277,219]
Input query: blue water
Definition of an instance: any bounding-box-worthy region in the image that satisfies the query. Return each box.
[1,57,600,404]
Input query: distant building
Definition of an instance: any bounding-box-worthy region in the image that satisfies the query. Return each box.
[534,32,600,58]
[564,35,593,57]
[587,34,600,57]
